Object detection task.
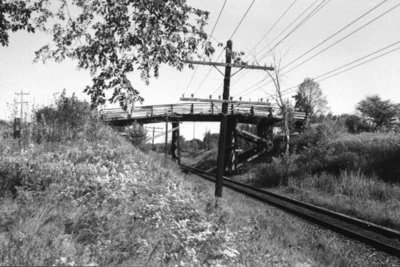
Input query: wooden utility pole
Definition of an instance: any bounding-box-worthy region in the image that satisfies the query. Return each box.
[215,40,232,197]
[152,127,155,147]
[15,90,30,122]
[15,90,29,145]
[184,40,274,197]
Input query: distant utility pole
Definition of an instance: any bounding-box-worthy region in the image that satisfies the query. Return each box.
[184,40,274,198]
[152,127,155,147]
[14,90,29,141]
[15,90,30,121]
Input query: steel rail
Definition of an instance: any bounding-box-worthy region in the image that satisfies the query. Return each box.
[180,164,400,256]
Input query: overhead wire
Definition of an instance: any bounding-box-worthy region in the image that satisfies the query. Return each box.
[245,0,298,60]
[279,40,400,96]
[253,0,321,62]
[193,0,257,97]
[214,0,298,96]
[236,0,400,99]
[281,1,400,75]
[229,0,256,40]
[280,0,389,70]
[183,0,228,96]
[258,0,331,61]
[233,0,330,98]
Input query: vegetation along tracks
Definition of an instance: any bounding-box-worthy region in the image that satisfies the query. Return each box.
[180,164,400,257]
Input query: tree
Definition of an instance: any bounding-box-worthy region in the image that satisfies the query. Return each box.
[33,0,210,110]
[344,114,371,133]
[34,89,91,141]
[125,123,148,147]
[265,55,291,155]
[293,78,328,123]
[356,95,399,130]
[0,0,49,46]
[203,131,219,150]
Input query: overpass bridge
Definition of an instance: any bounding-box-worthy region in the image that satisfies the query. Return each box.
[101,101,305,125]
[101,100,305,175]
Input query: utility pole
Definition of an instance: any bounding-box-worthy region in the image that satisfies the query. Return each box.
[184,40,273,198]
[215,40,232,197]
[15,90,30,122]
[14,90,29,143]
[152,127,155,147]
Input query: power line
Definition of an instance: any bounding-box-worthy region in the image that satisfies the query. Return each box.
[246,0,298,60]
[314,40,400,81]
[183,0,228,96]
[229,0,256,40]
[192,50,224,96]
[317,46,400,83]
[193,0,257,96]
[220,0,298,97]
[253,0,321,61]
[259,0,331,61]
[281,0,389,70]
[282,1,400,75]
[235,0,400,100]
[280,41,400,96]
[231,0,330,98]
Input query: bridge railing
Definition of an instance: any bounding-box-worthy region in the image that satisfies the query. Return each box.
[100,102,289,121]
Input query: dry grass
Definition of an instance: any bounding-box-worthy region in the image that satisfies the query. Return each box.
[184,173,400,266]
[282,171,400,232]
[1,123,399,266]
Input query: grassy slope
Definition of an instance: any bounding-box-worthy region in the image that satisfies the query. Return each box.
[250,132,400,233]
[1,126,399,266]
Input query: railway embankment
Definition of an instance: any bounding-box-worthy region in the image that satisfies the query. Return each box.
[1,122,399,266]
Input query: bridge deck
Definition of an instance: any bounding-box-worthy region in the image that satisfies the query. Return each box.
[101,102,305,126]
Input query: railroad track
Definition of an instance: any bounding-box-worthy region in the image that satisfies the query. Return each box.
[180,164,400,257]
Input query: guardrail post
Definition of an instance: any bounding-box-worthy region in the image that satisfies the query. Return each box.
[171,104,174,115]
[250,106,254,116]
[190,103,194,114]
[150,106,153,117]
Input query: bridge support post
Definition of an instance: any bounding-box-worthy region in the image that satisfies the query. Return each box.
[224,116,237,173]
[171,121,180,163]
[256,119,273,152]
[256,120,266,151]
[164,116,168,167]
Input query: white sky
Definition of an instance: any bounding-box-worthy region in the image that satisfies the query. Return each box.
[1,0,400,141]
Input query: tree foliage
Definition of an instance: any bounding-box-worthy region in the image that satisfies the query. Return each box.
[0,0,49,46]
[35,89,91,141]
[356,95,398,130]
[33,0,210,109]
[265,55,291,155]
[344,114,371,133]
[294,78,328,121]
[203,131,218,150]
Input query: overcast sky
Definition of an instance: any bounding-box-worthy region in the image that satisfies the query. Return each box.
[1,0,399,140]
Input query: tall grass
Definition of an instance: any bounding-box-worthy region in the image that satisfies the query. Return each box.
[285,171,400,231]
[252,129,400,231]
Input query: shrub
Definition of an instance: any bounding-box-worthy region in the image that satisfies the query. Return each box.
[344,115,371,133]
[292,119,340,153]
[253,155,297,187]
[124,124,149,152]
[33,90,92,143]
[293,132,400,183]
